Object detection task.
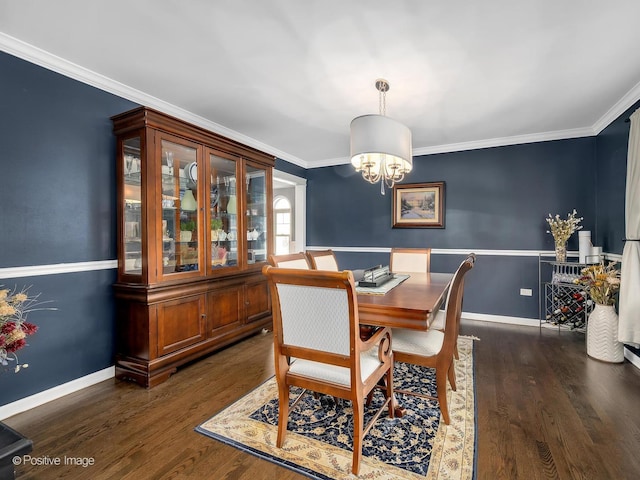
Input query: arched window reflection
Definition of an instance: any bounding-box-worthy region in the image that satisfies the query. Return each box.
[274,196,291,255]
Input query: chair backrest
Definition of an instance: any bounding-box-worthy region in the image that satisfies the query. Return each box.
[268,252,311,269]
[441,254,475,350]
[306,249,339,271]
[390,248,431,273]
[262,266,359,364]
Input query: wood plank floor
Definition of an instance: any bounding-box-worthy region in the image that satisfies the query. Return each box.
[4,320,640,479]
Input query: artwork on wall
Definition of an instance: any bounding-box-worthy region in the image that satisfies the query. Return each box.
[392,182,445,228]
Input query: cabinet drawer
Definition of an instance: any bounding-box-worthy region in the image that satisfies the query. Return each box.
[157,295,206,356]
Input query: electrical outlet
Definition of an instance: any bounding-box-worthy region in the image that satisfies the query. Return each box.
[520,288,533,296]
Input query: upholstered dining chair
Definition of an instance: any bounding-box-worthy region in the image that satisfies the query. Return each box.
[390,253,475,424]
[268,252,311,269]
[306,249,339,271]
[428,303,461,361]
[389,247,431,273]
[262,266,395,475]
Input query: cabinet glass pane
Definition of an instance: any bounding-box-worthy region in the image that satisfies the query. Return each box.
[123,137,142,274]
[209,154,237,268]
[161,140,198,273]
[246,166,267,264]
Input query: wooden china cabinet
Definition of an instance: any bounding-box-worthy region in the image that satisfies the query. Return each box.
[112,107,274,387]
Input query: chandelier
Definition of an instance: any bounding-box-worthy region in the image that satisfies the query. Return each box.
[350,79,412,194]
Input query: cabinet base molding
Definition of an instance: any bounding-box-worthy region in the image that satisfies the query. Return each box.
[115,316,270,388]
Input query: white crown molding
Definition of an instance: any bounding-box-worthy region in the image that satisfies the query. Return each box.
[312,127,596,169]
[411,127,596,156]
[2,32,638,170]
[592,80,640,134]
[0,32,309,169]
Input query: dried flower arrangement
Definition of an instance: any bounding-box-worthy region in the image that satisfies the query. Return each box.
[1,286,53,373]
[574,261,621,305]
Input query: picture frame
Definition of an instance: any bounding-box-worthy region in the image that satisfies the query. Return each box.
[392,182,445,228]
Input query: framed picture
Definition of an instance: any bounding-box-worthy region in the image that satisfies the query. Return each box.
[392,182,445,228]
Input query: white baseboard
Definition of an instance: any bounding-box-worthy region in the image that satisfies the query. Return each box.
[624,348,640,370]
[461,311,540,327]
[0,366,115,420]
[465,312,640,372]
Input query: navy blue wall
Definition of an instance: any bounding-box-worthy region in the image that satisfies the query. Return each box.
[0,53,135,267]
[275,158,307,179]
[0,51,136,405]
[305,139,598,319]
[595,100,640,254]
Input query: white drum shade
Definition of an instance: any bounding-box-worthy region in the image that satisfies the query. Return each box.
[350,114,412,174]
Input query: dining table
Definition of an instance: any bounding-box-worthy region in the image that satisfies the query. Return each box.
[357,272,454,330]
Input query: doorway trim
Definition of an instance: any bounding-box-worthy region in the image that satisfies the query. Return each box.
[273,170,306,253]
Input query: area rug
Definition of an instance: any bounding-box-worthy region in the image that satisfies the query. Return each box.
[196,336,476,479]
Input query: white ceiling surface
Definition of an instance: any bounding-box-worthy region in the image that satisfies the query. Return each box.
[1,0,640,169]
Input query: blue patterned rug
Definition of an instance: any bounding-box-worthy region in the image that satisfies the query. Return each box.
[196,336,476,479]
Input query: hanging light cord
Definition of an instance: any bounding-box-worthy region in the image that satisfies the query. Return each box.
[376,79,388,116]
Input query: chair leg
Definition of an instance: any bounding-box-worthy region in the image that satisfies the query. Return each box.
[386,365,395,418]
[448,362,457,392]
[276,384,290,448]
[351,396,364,475]
[365,390,374,406]
[436,365,450,425]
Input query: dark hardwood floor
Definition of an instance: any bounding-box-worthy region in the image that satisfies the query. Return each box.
[5,320,640,479]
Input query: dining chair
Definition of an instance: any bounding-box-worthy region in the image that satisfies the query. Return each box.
[268,252,311,269]
[390,253,475,424]
[306,249,339,271]
[389,247,431,273]
[428,301,460,361]
[262,266,394,475]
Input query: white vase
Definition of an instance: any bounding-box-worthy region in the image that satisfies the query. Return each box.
[181,189,197,212]
[587,303,624,363]
[226,194,237,214]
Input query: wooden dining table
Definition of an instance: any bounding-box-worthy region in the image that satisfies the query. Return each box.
[356,271,454,417]
[357,272,454,330]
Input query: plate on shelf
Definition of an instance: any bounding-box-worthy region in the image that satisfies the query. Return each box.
[210,187,218,208]
[227,231,237,241]
[185,162,197,183]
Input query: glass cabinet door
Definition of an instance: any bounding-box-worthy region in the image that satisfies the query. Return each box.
[160,139,200,274]
[123,136,142,276]
[209,152,238,270]
[245,163,268,264]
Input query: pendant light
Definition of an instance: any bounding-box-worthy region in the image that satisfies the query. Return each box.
[350,79,412,194]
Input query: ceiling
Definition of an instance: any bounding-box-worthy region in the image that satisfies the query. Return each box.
[1,0,640,169]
